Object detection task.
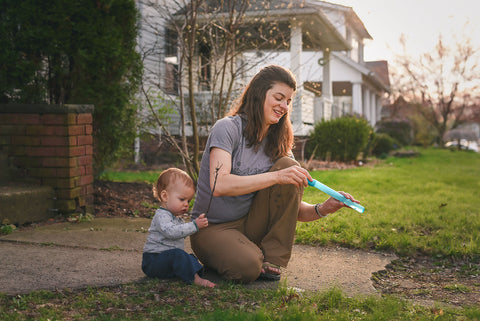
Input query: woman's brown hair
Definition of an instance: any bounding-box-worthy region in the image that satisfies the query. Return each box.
[227,65,296,160]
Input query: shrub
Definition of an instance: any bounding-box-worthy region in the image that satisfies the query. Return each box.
[375,119,413,146]
[307,117,372,162]
[371,133,396,158]
[0,0,142,175]
[410,114,437,147]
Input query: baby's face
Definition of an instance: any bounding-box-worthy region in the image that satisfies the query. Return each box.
[162,181,195,216]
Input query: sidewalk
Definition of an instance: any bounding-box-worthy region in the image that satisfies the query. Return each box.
[0,217,396,296]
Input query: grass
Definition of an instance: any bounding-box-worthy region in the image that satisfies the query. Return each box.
[1,279,478,320]
[3,148,479,320]
[298,148,480,259]
[99,170,159,183]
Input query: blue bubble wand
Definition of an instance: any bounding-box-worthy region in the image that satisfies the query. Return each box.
[308,179,365,213]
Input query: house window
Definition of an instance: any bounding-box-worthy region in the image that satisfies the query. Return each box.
[164,27,178,94]
[164,61,178,94]
[165,27,177,57]
[198,44,211,91]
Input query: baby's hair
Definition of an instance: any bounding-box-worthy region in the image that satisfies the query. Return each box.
[153,168,194,202]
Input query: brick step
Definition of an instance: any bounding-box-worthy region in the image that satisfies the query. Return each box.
[0,184,55,225]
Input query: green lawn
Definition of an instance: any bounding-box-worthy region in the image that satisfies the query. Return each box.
[99,170,159,184]
[298,148,480,259]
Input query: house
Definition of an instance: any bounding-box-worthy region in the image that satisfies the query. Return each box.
[137,0,390,138]
[238,1,390,135]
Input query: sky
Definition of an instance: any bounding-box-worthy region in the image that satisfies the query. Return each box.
[330,0,480,63]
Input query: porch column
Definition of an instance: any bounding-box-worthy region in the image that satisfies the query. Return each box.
[370,91,377,126]
[290,19,303,133]
[314,96,323,123]
[375,95,382,123]
[364,88,371,121]
[322,49,333,120]
[352,82,362,116]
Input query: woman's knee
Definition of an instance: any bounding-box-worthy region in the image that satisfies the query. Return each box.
[270,156,299,171]
[221,250,263,283]
[194,234,263,282]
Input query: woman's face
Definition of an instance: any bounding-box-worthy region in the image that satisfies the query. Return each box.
[262,82,294,127]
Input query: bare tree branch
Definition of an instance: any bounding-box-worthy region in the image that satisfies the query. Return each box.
[392,34,480,145]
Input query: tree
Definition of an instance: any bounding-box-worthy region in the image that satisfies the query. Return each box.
[391,34,480,146]
[137,0,291,179]
[0,0,142,175]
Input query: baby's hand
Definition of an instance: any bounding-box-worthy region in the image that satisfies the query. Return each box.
[195,213,209,229]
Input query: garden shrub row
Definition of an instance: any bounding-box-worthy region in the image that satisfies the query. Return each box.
[306,117,371,162]
[306,116,411,161]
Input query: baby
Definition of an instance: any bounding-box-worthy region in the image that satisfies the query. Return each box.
[141,168,215,288]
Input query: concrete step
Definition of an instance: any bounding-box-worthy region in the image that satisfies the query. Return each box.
[0,183,55,225]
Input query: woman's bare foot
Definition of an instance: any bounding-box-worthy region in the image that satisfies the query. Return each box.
[194,274,216,288]
[258,262,281,281]
[262,262,281,275]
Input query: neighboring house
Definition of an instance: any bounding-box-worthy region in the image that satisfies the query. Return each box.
[137,0,390,138]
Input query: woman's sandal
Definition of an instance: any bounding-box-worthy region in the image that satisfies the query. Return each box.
[258,262,281,281]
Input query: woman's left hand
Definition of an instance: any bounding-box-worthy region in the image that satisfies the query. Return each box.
[319,191,360,215]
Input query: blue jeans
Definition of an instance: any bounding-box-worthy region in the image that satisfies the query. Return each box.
[142,249,204,284]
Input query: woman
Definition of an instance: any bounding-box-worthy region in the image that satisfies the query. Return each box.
[191,65,360,283]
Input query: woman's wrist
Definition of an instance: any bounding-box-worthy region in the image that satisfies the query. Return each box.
[314,203,328,218]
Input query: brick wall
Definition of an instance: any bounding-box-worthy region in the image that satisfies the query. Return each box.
[0,104,94,214]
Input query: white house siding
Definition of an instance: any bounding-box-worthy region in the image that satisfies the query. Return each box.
[241,50,379,128]
[138,1,170,90]
[320,8,347,41]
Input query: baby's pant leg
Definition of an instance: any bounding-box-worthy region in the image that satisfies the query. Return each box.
[142,249,203,284]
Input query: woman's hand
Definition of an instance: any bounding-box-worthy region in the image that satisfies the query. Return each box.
[319,191,360,215]
[275,165,312,188]
[298,191,361,222]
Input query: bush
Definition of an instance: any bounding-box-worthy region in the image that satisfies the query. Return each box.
[410,114,437,147]
[375,119,413,146]
[307,117,372,162]
[0,0,142,175]
[371,133,396,158]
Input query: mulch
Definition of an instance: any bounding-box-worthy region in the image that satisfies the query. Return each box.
[94,180,159,219]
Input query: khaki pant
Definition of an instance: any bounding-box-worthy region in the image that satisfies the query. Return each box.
[190,157,304,283]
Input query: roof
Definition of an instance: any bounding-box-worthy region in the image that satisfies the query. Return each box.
[365,60,390,88]
[184,0,352,51]
[314,1,372,39]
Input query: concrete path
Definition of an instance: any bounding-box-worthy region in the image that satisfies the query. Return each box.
[0,218,396,296]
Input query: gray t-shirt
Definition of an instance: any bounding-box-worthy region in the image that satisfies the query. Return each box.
[143,207,198,253]
[192,115,273,223]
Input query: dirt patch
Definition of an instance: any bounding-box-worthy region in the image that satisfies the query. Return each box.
[94,180,159,219]
[372,257,480,307]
